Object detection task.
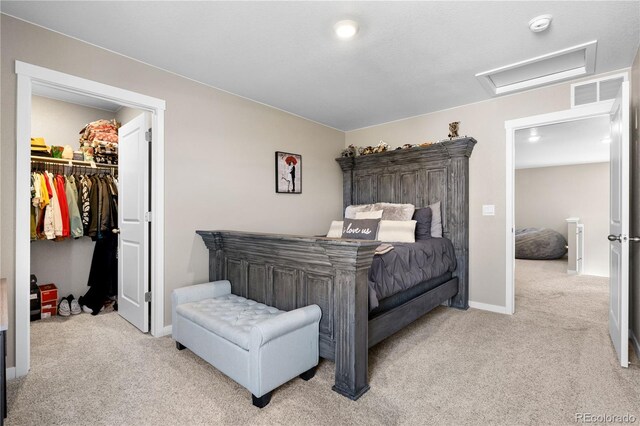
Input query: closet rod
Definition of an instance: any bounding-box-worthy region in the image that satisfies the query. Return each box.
[30,155,117,170]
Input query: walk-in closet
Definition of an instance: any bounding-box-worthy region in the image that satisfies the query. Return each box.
[29,93,147,334]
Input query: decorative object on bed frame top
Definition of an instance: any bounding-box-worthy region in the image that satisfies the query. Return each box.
[448,121,460,138]
[275,151,301,194]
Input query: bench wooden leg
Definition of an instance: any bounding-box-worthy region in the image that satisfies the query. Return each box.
[252,391,272,408]
[299,366,316,381]
[176,342,186,351]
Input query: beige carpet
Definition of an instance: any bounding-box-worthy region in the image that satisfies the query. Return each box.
[7,260,639,425]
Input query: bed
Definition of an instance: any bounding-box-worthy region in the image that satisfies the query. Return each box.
[197,137,476,400]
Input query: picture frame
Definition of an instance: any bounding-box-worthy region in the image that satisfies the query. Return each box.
[275,151,302,194]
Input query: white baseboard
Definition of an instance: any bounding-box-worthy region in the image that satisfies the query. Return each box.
[631,329,640,359]
[162,325,172,337]
[469,301,509,315]
[6,367,16,381]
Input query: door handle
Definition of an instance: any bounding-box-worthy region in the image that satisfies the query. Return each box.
[608,234,640,242]
[112,228,120,234]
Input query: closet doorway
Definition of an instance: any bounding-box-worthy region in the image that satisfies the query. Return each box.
[15,61,166,377]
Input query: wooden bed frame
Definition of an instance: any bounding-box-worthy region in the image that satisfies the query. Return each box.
[197,137,476,400]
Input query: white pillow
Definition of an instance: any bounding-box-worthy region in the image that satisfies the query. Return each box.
[355,210,383,219]
[376,220,417,243]
[429,201,442,238]
[373,202,415,221]
[326,220,343,238]
[345,204,374,219]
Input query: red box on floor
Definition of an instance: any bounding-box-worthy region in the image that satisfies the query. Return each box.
[40,303,57,319]
[38,283,58,304]
[38,284,58,319]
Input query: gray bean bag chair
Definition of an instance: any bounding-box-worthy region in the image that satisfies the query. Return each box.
[515,228,567,260]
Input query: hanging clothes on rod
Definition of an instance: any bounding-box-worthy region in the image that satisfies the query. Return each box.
[30,158,118,242]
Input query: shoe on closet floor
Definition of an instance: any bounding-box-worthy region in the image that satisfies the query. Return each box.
[67,295,81,315]
[58,297,71,317]
[81,304,105,315]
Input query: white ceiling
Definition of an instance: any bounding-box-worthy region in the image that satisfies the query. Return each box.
[515,115,611,169]
[2,1,639,131]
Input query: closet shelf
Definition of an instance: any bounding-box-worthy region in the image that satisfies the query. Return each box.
[30,155,117,169]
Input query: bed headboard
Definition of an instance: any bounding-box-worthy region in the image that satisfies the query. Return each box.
[335,137,476,309]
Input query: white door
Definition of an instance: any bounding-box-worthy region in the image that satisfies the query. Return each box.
[118,114,150,332]
[608,81,630,368]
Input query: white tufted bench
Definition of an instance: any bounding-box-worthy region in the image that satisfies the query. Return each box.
[172,280,321,408]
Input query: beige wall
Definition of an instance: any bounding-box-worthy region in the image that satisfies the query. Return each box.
[30,96,117,299]
[631,45,640,354]
[1,15,345,368]
[114,106,147,127]
[515,163,610,277]
[346,69,628,308]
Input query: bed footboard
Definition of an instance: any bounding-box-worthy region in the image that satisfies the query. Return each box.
[197,230,378,400]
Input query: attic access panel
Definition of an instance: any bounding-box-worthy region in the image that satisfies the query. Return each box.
[476,41,597,96]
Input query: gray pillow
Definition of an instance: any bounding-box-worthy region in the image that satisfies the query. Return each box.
[341,218,380,240]
[429,201,442,238]
[412,207,432,240]
[373,202,415,221]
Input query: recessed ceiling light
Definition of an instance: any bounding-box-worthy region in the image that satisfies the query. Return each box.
[528,129,541,142]
[601,137,612,144]
[334,20,358,39]
[529,14,552,33]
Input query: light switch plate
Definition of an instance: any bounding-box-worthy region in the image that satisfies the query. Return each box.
[482,204,495,216]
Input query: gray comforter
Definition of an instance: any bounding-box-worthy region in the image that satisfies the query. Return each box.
[368,238,457,309]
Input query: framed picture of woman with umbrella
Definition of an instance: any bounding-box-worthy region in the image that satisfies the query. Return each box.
[275,151,302,194]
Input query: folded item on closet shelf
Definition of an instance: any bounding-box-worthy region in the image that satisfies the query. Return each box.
[94,145,118,154]
[78,119,119,136]
[30,137,50,152]
[90,132,119,143]
[31,150,51,157]
[78,119,121,148]
[93,154,118,165]
[97,141,119,151]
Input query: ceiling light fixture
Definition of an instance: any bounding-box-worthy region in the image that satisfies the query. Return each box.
[601,137,612,144]
[334,20,358,39]
[529,14,553,33]
[528,128,540,142]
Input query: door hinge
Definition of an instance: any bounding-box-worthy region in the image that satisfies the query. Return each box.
[144,212,152,222]
[144,292,152,302]
[145,128,152,142]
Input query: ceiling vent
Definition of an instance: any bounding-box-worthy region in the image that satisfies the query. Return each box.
[476,40,597,96]
[571,73,627,107]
